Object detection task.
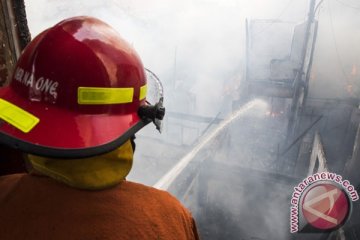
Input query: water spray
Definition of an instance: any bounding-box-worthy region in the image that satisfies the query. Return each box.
[153,99,267,190]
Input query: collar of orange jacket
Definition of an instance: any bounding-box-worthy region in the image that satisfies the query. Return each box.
[26,140,133,190]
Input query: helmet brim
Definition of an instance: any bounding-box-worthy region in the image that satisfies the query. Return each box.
[0,86,149,158]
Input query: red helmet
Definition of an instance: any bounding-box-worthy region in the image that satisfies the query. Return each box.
[0,16,164,158]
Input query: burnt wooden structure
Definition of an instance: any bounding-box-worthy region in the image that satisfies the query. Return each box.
[154,0,360,239]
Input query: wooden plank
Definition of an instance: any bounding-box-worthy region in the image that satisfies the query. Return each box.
[0,0,30,86]
[248,80,294,98]
[308,131,328,175]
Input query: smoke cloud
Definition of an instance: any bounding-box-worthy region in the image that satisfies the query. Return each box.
[24,1,360,239]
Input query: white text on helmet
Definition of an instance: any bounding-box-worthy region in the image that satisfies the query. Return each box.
[14,67,59,99]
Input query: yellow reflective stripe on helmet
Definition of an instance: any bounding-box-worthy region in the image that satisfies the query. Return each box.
[78,87,134,104]
[139,85,147,100]
[0,98,40,133]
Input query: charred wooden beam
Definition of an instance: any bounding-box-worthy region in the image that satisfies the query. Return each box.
[0,0,30,86]
[247,80,294,98]
[308,131,328,175]
[12,0,31,49]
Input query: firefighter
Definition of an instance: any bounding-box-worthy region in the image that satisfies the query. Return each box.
[0,16,199,240]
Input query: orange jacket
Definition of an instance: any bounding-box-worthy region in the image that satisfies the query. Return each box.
[0,174,200,240]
